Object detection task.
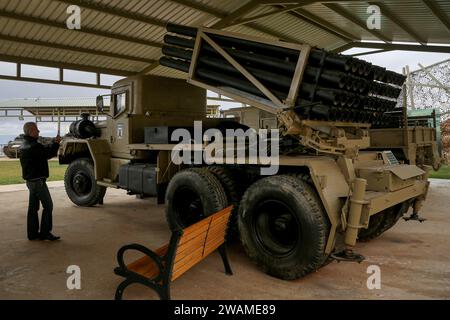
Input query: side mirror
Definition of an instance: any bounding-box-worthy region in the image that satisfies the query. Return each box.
[96,95,104,113]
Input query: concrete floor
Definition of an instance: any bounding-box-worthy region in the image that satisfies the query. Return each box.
[0,179,449,300]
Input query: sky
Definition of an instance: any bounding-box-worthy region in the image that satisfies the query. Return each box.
[1,50,449,139]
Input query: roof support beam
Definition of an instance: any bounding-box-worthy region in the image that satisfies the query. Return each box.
[168,0,299,42]
[281,6,359,42]
[166,0,225,18]
[0,10,163,48]
[223,2,359,42]
[260,0,384,4]
[260,1,314,4]
[351,42,450,53]
[246,23,299,42]
[0,54,133,76]
[323,3,391,43]
[214,0,359,42]
[422,0,450,32]
[226,4,310,28]
[211,1,262,29]
[350,49,392,56]
[331,42,356,53]
[0,35,155,64]
[207,0,359,42]
[368,2,427,45]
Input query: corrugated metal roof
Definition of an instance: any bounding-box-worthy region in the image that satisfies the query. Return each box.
[0,0,449,81]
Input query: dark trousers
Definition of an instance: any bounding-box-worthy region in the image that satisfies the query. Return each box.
[26,179,53,239]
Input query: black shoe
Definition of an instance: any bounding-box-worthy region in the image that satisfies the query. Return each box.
[40,233,61,241]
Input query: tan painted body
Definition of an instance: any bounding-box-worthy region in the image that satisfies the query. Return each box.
[369,127,441,170]
[223,105,441,170]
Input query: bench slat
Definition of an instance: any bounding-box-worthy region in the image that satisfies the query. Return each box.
[205,234,227,250]
[204,227,228,243]
[175,235,207,262]
[171,253,204,281]
[176,210,230,262]
[172,207,232,278]
[211,210,232,221]
[126,244,168,274]
[209,215,231,227]
[182,217,212,236]
[207,221,229,233]
[142,264,161,280]
[178,224,209,245]
[211,206,233,219]
[173,245,204,269]
[127,256,156,277]
[206,222,229,237]
[205,232,225,248]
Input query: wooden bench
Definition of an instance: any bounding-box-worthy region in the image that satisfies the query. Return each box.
[113,206,234,300]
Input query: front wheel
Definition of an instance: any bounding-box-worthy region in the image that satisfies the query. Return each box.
[238,175,330,280]
[64,158,106,207]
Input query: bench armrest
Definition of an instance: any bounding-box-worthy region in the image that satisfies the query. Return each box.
[116,243,165,282]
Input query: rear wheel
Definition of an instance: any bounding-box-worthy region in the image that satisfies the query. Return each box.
[165,168,227,230]
[64,158,106,207]
[239,175,330,280]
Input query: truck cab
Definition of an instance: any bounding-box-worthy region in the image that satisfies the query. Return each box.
[59,75,207,205]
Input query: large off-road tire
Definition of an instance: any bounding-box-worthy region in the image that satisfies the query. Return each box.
[165,168,227,230]
[64,158,106,207]
[206,166,246,240]
[288,172,313,184]
[358,202,409,242]
[238,175,330,280]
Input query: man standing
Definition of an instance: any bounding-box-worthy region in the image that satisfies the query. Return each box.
[20,122,62,241]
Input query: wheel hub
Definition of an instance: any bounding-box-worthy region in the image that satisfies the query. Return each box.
[254,200,300,257]
[73,173,91,195]
[274,216,290,232]
[173,187,204,227]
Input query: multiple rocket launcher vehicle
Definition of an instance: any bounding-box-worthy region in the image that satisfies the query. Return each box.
[57,24,433,280]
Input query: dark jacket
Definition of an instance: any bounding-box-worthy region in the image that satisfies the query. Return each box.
[20,135,60,181]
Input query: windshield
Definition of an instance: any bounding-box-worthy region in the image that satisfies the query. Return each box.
[114,92,127,117]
